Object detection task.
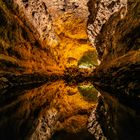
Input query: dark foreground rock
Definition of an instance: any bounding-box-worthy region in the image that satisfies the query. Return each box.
[88,0,140,139]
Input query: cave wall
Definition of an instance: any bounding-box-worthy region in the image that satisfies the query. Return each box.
[87,0,140,139]
[90,0,140,107]
[0,0,61,75]
[0,1,99,140]
[1,0,98,74]
[0,0,99,89]
[0,0,140,140]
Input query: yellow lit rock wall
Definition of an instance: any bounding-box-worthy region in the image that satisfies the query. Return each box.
[0,0,62,75]
[9,0,96,73]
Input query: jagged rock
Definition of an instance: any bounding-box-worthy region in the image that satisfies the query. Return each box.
[87,0,126,48]
[90,0,140,107]
[0,0,139,140]
[0,0,62,75]
[87,0,140,139]
[1,0,98,75]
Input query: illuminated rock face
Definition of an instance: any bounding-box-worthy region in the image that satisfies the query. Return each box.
[87,0,126,47]
[0,0,61,75]
[91,0,140,106]
[0,0,140,140]
[0,0,99,85]
[3,0,97,73]
[87,0,140,139]
[0,0,98,140]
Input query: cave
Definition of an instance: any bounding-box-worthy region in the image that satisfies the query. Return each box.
[0,0,140,140]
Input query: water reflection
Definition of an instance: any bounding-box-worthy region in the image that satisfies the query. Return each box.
[0,81,98,140]
[97,93,140,140]
[78,82,98,102]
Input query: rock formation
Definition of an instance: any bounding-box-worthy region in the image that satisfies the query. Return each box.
[0,0,140,140]
[2,0,98,74]
[87,0,140,139]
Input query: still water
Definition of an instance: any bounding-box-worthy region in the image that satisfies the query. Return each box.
[0,80,140,140]
[0,80,98,140]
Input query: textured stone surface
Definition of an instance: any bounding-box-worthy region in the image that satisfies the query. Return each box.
[92,0,140,107]
[0,0,98,78]
[0,0,99,88]
[0,1,99,139]
[87,0,126,48]
[12,0,97,70]
[88,0,140,139]
[0,0,140,140]
[0,0,61,75]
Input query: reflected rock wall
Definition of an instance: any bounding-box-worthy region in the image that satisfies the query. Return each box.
[0,81,98,140]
